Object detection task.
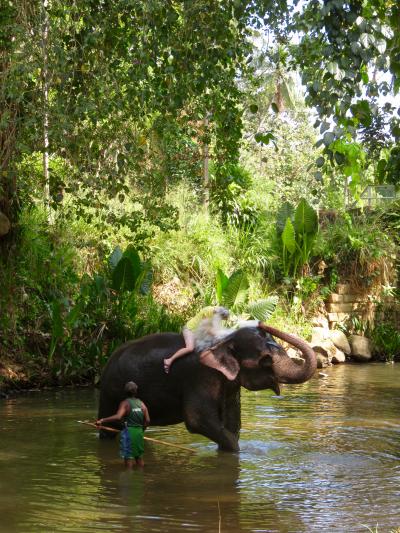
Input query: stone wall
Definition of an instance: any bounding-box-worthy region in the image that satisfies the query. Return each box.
[325,283,375,329]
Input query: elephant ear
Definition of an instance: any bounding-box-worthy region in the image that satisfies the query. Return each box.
[199,342,240,381]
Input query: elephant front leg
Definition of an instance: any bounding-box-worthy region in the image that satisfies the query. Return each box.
[183,403,240,452]
[222,387,241,440]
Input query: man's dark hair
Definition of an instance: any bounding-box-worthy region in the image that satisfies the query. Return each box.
[125,381,138,397]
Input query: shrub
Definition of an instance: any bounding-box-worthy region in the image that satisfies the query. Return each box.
[371,323,400,363]
[315,211,397,291]
[276,198,319,278]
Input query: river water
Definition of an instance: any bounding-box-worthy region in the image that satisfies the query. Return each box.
[0,363,399,533]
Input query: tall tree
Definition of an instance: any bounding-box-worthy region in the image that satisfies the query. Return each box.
[292,0,400,187]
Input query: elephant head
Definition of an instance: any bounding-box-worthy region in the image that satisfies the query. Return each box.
[200,322,317,394]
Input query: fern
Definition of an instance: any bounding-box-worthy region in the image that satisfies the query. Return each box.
[246,296,278,321]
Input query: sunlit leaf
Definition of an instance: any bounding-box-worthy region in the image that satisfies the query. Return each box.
[246,296,278,321]
[281,218,296,254]
[294,199,318,235]
[223,270,249,309]
[276,202,294,235]
[216,268,229,305]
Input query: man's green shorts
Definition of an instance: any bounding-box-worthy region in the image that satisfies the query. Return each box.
[119,426,144,459]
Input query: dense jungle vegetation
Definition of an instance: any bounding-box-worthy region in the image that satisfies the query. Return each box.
[1,0,400,391]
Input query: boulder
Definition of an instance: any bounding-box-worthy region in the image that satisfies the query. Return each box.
[0,212,11,236]
[348,335,372,362]
[331,348,346,364]
[310,327,330,345]
[312,338,346,365]
[311,315,330,329]
[329,330,351,355]
[312,339,335,358]
[287,348,306,366]
[315,352,329,369]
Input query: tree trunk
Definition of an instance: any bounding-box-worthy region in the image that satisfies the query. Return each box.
[41,0,50,217]
[202,115,209,206]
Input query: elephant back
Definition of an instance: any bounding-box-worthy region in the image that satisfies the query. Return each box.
[105,332,183,366]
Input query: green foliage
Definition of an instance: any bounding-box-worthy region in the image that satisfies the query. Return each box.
[324,139,366,197]
[214,267,277,321]
[371,323,400,362]
[293,0,399,186]
[315,211,396,287]
[211,164,261,229]
[1,0,260,224]
[267,302,313,340]
[0,208,184,385]
[276,202,295,235]
[246,297,279,322]
[215,268,229,306]
[241,106,325,208]
[379,199,400,244]
[226,221,279,281]
[277,198,319,277]
[2,0,400,391]
[340,315,370,337]
[151,185,233,287]
[48,300,64,363]
[44,244,180,378]
[111,246,148,293]
[216,269,249,309]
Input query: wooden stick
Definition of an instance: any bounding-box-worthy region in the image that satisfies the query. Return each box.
[77,420,196,453]
[141,435,196,453]
[78,420,119,433]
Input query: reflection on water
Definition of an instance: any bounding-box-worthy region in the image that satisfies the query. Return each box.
[0,364,400,532]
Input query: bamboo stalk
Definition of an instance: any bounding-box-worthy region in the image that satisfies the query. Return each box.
[77,420,196,453]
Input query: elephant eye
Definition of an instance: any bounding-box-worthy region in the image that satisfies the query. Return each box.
[259,354,272,367]
[265,339,280,349]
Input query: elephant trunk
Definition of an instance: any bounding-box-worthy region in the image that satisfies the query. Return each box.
[258,322,317,384]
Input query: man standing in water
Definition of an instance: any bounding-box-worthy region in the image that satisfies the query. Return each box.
[96,381,150,469]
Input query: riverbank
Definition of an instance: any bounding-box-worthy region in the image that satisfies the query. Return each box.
[0,352,94,398]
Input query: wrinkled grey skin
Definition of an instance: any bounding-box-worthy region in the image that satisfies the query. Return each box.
[98,323,316,451]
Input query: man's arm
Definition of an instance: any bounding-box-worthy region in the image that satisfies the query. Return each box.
[141,403,150,429]
[96,400,129,425]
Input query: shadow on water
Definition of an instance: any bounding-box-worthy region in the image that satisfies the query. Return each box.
[0,364,400,532]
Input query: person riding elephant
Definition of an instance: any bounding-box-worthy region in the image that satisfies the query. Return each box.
[163,306,230,374]
[98,322,317,452]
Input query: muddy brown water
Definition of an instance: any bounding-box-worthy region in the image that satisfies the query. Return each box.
[0,363,399,532]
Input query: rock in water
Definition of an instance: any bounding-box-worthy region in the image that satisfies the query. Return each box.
[349,335,372,362]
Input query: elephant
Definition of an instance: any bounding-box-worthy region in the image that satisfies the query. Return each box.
[97,322,317,452]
